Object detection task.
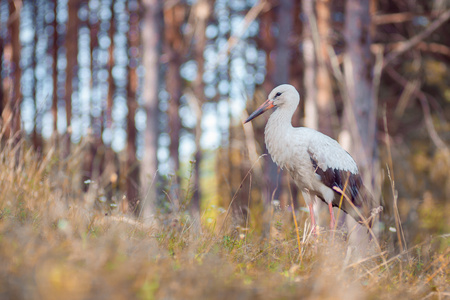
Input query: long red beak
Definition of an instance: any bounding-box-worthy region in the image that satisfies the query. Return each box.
[244,99,275,123]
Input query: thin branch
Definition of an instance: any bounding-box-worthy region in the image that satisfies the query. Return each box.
[416,41,450,58]
[385,66,449,156]
[217,0,269,60]
[383,9,450,67]
[373,12,419,25]
[328,46,372,169]
[374,42,450,58]
[372,11,445,25]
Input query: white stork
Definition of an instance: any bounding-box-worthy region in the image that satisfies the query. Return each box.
[244,84,378,232]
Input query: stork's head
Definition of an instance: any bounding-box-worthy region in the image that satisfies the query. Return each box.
[244,84,299,123]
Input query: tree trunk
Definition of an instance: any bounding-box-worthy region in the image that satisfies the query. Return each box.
[191,0,210,216]
[302,0,317,131]
[80,0,93,197]
[52,0,58,137]
[89,1,100,139]
[164,3,186,185]
[64,0,80,156]
[274,0,293,213]
[343,0,378,241]
[256,0,294,236]
[303,0,333,227]
[140,0,162,219]
[126,0,141,215]
[344,0,376,178]
[288,0,303,210]
[106,0,115,134]
[32,0,42,153]
[289,0,303,124]
[257,7,276,237]
[274,0,292,86]
[100,0,118,208]
[0,32,3,129]
[316,0,334,137]
[167,59,181,181]
[7,1,22,139]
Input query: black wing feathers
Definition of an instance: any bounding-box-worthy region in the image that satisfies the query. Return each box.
[309,155,373,224]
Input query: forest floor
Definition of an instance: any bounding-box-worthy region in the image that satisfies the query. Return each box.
[0,142,449,300]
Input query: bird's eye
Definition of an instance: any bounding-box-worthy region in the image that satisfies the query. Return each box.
[275,92,282,97]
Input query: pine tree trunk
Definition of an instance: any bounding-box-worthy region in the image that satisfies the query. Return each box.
[164,3,186,185]
[52,0,58,138]
[343,0,378,241]
[303,0,333,226]
[344,0,376,176]
[7,1,22,139]
[302,0,317,130]
[64,0,80,156]
[274,0,293,215]
[288,0,303,210]
[106,0,115,133]
[256,6,279,237]
[0,33,3,128]
[89,1,100,138]
[274,0,292,86]
[289,0,303,126]
[126,0,141,215]
[191,0,210,216]
[32,0,42,153]
[140,0,162,219]
[167,60,181,180]
[316,0,334,137]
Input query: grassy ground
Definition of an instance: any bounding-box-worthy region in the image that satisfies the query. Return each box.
[0,141,449,300]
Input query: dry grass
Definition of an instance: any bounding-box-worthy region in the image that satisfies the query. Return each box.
[0,140,449,300]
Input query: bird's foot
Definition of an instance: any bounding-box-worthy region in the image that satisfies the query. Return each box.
[311,226,317,237]
[311,225,322,237]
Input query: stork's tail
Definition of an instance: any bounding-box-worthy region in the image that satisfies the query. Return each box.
[336,184,382,230]
[359,185,383,229]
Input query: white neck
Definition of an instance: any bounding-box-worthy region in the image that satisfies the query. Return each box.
[264,105,297,164]
[265,104,296,136]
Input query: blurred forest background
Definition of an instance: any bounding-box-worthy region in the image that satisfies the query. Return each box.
[1,0,449,246]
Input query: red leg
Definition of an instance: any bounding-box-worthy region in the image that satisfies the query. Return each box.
[328,202,336,229]
[309,203,317,235]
